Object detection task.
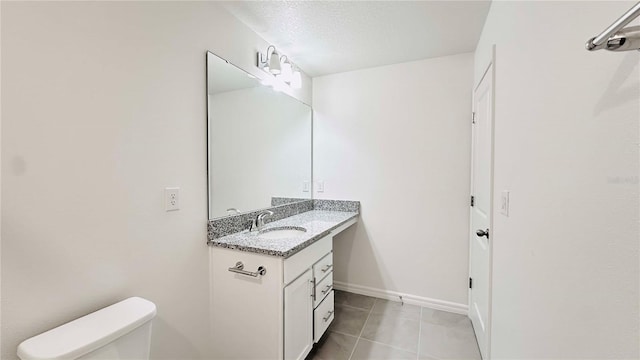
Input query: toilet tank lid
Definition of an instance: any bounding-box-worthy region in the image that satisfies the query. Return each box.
[17,297,157,360]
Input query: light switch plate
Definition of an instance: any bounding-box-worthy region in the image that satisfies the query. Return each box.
[500,190,509,216]
[303,181,310,192]
[165,187,180,211]
[316,181,325,193]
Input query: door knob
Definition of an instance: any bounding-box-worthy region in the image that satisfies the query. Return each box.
[476,229,489,238]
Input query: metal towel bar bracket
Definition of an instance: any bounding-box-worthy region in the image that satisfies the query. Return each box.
[228,261,267,277]
[586,2,640,52]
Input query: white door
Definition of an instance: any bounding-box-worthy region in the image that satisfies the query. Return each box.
[284,269,313,360]
[469,63,493,360]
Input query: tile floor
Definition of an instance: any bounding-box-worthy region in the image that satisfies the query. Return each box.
[307,290,481,360]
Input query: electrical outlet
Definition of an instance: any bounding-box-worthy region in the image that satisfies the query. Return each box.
[316,181,325,193]
[500,190,509,216]
[165,187,180,211]
[303,181,310,192]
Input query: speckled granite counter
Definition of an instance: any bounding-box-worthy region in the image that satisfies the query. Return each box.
[208,210,358,258]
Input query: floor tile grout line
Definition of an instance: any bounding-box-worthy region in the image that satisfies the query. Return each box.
[348,299,422,357]
[335,302,374,312]
[331,291,480,360]
[347,297,375,360]
[328,329,360,339]
[353,337,420,355]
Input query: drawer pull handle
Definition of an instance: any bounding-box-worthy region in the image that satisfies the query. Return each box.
[323,310,334,322]
[321,264,333,273]
[228,262,266,277]
[321,285,333,295]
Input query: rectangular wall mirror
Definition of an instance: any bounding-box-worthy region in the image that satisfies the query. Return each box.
[207,51,312,219]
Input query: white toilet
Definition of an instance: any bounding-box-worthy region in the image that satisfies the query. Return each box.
[17,297,157,360]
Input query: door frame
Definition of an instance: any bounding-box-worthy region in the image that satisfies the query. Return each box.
[468,44,496,360]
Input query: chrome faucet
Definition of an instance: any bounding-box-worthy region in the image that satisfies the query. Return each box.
[250,210,274,232]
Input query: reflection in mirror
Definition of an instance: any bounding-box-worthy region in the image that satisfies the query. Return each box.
[207,52,312,219]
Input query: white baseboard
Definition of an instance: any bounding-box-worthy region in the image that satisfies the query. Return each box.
[333,281,468,315]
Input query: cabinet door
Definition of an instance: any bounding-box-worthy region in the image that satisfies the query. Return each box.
[210,248,283,359]
[284,269,313,360]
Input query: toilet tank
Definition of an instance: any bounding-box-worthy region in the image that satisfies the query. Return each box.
[17,297,157,360]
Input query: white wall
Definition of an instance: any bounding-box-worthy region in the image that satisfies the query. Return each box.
[209,87,311,218]
[1,2,311,359]
[475,1,639,358]
[0,2,3,354]
[313,53,474,309]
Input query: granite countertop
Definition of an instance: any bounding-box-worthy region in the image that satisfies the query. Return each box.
[208,210,358,258]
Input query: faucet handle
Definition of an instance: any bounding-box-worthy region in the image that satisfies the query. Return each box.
[257,210,274,225]
[250,210,274,232]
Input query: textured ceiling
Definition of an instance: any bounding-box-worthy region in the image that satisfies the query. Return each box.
[220,1,491,77]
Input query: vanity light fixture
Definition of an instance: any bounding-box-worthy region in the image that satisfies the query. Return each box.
[260,76,285,93]
[257,45,281,75]
[268,49,281,74]
[291,66,302,90]
[279,55,293,83]
[257,45,303,90]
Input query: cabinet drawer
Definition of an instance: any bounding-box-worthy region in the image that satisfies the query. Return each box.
[314,291,334,343]
[314,271,333,308]
[313,252,333,282]
[284,235,331,285]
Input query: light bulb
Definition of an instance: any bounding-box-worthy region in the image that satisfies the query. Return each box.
[280,57,293,83]
[268,49,281,75]
[261,76,275,87]
[291,70,302,89]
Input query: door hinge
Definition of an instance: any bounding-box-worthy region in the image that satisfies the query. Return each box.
[469,277,473,289]
[470,195,475,207]
[472,112,476,124]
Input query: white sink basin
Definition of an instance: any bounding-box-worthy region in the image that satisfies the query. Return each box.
[259,226,307,240]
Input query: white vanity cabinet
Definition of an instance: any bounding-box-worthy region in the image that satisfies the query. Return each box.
[210,234,335,360]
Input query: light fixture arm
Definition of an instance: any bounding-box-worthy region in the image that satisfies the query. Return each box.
[257,45,278,70]
[256,45,302,89]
